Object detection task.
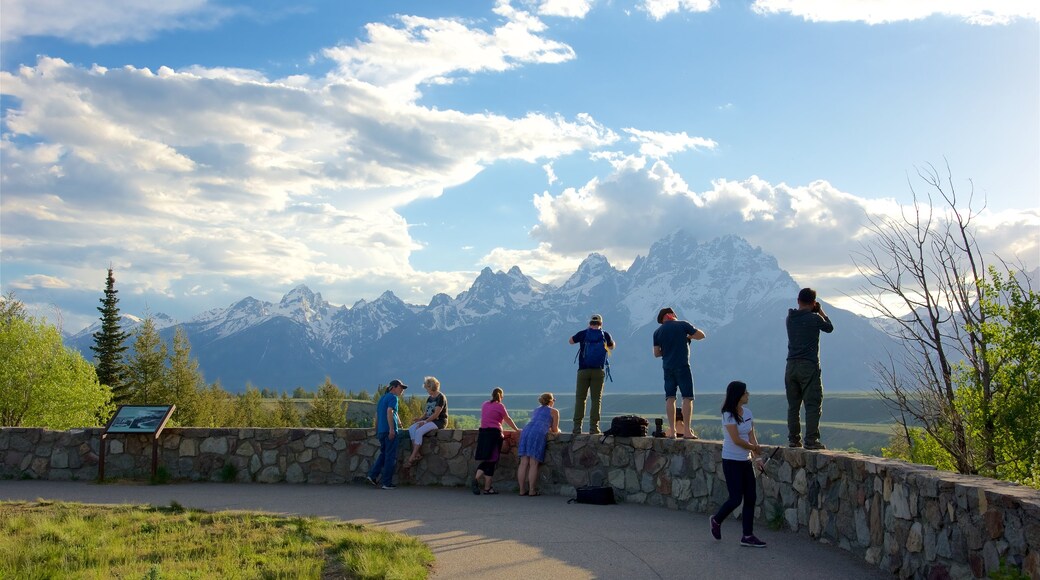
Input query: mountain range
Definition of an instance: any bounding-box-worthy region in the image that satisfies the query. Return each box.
[68,231,898,394]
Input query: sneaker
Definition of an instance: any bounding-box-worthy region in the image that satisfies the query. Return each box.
[366,476,378,486]
[471,478,481,495]
[788,440,802,448]
[381,484,398,490]
[710,516,721,540]
[804,441,827,450]
[740,535,767,548]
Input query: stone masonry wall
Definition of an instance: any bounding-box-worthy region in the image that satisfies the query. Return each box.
[2,427,1038,580]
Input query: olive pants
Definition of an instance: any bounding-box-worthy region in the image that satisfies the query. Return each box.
[785,358,823,445]
[573,368,606,434]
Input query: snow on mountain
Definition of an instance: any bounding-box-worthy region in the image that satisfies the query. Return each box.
[622,233,797,329]
[64,231,897,393]
[69,311,177,341]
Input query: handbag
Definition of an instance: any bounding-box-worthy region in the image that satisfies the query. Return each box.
[568,485,616,505]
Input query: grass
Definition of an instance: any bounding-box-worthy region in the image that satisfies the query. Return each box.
[0,500,433,580]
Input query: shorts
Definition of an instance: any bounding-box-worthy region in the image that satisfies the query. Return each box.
[663,366,694,399]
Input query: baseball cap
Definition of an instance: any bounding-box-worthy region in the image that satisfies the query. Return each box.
[388,379,408,390]
[657,307,675,324]
[590,314,603,324]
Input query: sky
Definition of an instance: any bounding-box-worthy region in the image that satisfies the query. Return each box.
[1,0,1038,334]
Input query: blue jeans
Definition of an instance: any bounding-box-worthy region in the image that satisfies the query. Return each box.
[368,431,399,485]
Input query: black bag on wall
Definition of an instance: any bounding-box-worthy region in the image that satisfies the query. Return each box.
[602,415,648,437]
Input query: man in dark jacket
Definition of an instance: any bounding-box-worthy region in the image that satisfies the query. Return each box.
[785,288,834,450]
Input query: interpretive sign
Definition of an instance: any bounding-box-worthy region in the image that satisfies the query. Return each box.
[104,405,176,434]
[99,404,176,481]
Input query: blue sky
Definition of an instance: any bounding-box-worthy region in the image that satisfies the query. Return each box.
[1,0,1038,333]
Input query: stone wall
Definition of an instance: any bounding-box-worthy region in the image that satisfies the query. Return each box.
[2,427,1037,579]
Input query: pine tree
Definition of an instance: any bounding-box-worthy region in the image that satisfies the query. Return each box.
[304,378,347,428]
[91,268,130,401]
[275,392,303,427]
[124,317,168,405]
[167,327,203,425]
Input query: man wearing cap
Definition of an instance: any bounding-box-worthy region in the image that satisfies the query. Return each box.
[653,307,706,439]
[367,379,407,489]
[569,313,616,434]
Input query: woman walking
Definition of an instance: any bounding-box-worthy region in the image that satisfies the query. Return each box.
[471,387,520,495]
[516,392,560,496]
[710,380,767,548]
[405,376,448,468]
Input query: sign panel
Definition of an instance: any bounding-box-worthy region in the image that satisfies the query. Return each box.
[104,405,175,434]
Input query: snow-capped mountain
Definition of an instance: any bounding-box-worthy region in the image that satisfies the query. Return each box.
[68,231,898,393]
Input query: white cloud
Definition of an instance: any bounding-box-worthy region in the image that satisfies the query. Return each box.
[322,4,576,102]
[481,242,581,284]
[641,0,717,21]
[0,7,617,326]
[751,0,1040,25]
[623,128,718,158]
[0,0,232,45]
[537,0,594,19]
[543,162,559,185]
[528,155,1040,306]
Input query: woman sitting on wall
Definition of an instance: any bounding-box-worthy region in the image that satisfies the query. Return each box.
[405,376,448,468]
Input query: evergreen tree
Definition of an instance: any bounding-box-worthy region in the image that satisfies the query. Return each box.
[124,317,168,404]
[90,268,130,401]
[233,384,272,427]
[275,392,303,427]
[167,327,203,425]
[194,381,236,427]
[304,378,347,428]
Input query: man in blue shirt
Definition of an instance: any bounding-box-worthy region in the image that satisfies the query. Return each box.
[653,307,706,439]
[367,379,407,489]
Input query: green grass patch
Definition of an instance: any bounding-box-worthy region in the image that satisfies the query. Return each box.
[0,500,433,580]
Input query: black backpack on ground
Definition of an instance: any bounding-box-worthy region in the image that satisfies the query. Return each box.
[601,415,648,438]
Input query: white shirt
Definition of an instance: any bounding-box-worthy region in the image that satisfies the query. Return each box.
[721,407,754,461]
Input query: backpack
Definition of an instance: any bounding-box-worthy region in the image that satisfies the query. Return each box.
[601,415,648,438]
[575,329,612,380]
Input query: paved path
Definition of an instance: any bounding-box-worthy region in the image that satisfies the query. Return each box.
[1,481,891,579]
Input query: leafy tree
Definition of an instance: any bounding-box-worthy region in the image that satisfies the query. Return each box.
[882,426,957,472]
[856,163,1037,480]
[954,269,1040,484]
[167,327,203,426]
[1,310,113,429]
[123,317,168,405]
[291,386,312,399]
[304,378,347,428]
[90,268,131,402]
[275,392,303,427]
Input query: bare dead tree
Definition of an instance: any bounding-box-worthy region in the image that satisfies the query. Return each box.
[852,161,993,475]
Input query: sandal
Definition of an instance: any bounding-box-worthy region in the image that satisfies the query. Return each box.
[482,488,499,495]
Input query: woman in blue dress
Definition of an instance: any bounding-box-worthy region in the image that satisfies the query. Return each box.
[516,392,561,496]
